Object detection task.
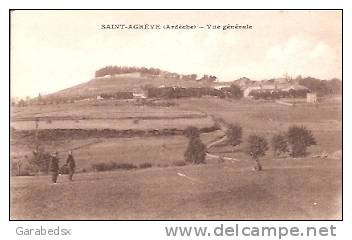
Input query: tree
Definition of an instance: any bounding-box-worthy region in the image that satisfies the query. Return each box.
[271,133,289,157]
[11,158,23,176]
[184,126,200,139]
[29,148,51,173]
[229,84,243,99]
[18,99,26,107]
[245,135,269,171]
[141,84,154,91]
[184,126,206,164]
[184,137,207,164]
[226,124,242,148]
[287,125,316,157]
[190,74,198,80]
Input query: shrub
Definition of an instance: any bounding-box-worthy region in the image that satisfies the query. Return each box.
[139,162,152,169]
[92,162,137,172]
[29,148,51,174]
[115,163,137,170]
[184,126,200,139]
[245,135,269,171]
[229,84,243,99]
[92,162,111,172]
[226,123,242,147]
[172,160,187,166]
[11,159,33,176]
[271,133,289,157]
[184,137,207,164]
[287,125,316,157]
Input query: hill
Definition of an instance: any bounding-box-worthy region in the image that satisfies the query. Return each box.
[37,64,341,102]
[46,72,215,100]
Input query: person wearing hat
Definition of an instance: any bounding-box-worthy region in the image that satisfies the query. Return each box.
[49,151,60,184]
[65,150,76,181]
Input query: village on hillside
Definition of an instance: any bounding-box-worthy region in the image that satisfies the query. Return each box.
[11,67,341,107]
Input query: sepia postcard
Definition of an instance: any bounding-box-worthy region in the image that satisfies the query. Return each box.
[10,10,342,220]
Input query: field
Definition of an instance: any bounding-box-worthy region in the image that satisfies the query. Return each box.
[177,98,341,153]
[11,100,213,131]
[10,97,342,220]
[11,157,341,220]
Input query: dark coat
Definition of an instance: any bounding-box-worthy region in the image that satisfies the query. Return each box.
[49,156,59,172]
[66,154,76,169]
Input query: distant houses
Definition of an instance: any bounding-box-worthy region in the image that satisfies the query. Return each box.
[133,92,147,99]
[228,76,311,99]
[213,84,231,90]
[243,83,310,98]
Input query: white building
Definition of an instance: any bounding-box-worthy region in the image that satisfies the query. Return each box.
[133,93,147,99]
[307,93,317,103]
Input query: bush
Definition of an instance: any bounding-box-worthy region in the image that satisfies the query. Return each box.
[172,160,187,166]
[92,162,137,172]
[287,125,316,157]
[226,123,242,147]
[139,162,152,169]
[11,159,33,176]
[29,148,51,174]
[115,163,137,170]
[92,162,111,172]
[229,84,243,99]
[245,135,269,171]
[184,137,207,164]
[184,126,200,139]
[271,133,289,157]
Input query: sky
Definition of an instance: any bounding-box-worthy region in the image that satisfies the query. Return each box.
[11,10,342,98]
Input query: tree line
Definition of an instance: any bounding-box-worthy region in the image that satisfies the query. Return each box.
[145,85,243,99]
[95,66,162,77]
[296,76,341,96]
[184,124,316,171]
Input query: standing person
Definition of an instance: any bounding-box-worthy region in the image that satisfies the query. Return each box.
[49,151,60,184]
[65,150,76,181]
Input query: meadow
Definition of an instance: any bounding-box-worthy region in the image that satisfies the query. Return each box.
[11,157,341,220]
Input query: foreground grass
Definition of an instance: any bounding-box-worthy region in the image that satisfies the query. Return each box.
[10,157,341,220]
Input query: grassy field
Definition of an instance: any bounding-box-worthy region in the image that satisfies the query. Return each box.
[10,157,341,220]
[11,100,205,120]
[11,100,212,130]
[11,117,214,131]
[11,132,224,171]
[10,97,342,220]
[177,98,342,153]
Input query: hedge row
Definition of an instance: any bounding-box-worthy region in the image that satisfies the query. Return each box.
[12,125,220,141]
